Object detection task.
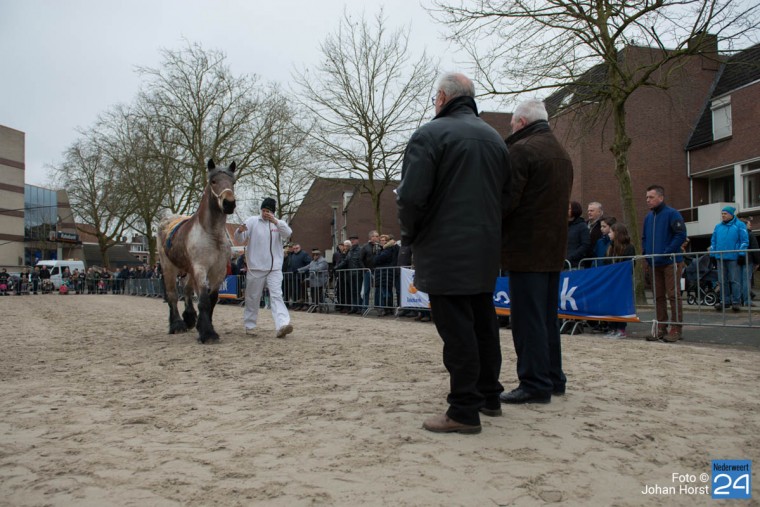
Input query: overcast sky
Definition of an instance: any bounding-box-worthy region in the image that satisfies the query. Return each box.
[0,0,504,187]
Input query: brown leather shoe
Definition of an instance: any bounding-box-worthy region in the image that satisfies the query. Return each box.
[660,329,681,343]
[422,414,481,434]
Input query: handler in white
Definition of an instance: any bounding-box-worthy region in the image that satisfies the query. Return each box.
[234,197,294,338]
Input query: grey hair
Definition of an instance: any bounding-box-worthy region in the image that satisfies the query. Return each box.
[513,100,548,124]
[437,73,475,99]
[588,202,603,212]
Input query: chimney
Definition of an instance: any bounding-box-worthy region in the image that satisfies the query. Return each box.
[688,32,720,70]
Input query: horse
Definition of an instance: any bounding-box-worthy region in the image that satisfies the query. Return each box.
[157,159,237,343]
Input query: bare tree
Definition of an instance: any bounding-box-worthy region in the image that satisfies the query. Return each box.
[247,85,316,220]
[94,104,169,265]
[294,10,438,232]
[135,42,266,214]
[52,136,132,268]
[434,0,759,301]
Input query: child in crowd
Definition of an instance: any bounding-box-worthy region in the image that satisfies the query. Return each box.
[605,222,636,338]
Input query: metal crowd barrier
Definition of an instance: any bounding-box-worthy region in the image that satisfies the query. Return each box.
[280,266,405,316]
[574,249,758,332]
[123,278,165,298]
[118,251,758,332]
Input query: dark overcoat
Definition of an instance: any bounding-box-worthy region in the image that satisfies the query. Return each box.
[501,120,574,272]
[397,96,511,295]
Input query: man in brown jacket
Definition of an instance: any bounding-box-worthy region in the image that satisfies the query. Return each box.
[500,100,574,404]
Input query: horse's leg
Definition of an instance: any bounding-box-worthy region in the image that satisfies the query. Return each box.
[196,286,219,344]
[208,289,219,324]
[182,279,197,329]
[162,264,187,334]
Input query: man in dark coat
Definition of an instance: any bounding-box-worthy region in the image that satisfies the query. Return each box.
[286,243,311,310]
[566,201,591,268]
[500,100,573,405]
[397,72,511,435]
[335,235,364,314]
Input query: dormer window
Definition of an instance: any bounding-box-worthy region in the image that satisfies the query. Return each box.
[711,96,732,140]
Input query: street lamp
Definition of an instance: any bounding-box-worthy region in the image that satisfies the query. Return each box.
[330,202,339,252]
[56,215,62,260]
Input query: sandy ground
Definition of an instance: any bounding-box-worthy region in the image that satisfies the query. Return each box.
[0,294,758,507]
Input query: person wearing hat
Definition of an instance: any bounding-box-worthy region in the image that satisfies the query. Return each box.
[297,248,329,309]
[710,205,749,312]
[234,197,294,338]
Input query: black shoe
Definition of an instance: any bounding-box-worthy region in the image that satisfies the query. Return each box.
[479,406,502,417]
[732,304,741,312]
[499,388,551,404]
[553,387,566,396]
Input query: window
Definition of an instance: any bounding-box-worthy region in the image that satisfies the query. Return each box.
[709,173,735,203]
[742,161,760,209]
[711,96,732,140]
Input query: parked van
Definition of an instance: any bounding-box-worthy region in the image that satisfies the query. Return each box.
[36,260,86,289]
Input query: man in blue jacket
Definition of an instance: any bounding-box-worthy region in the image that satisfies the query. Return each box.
[642,185,687,342]
[710,206,749,312]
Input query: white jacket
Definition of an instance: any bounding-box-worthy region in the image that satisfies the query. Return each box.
[234,215,292,272]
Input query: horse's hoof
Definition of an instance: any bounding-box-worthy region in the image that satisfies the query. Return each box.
[183,316,197,328]
[198,332,219,344]
[169,322,188,334]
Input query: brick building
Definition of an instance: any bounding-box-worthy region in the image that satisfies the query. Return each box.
[288,177,401,263]
[544,37,760,248]
[546,39,722,234]
[685,43,760,242]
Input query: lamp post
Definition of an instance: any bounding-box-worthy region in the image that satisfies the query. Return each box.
[330,202,339,252]
[56,215,62,260]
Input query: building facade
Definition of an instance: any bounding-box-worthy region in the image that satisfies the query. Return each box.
[545,38,759,247]
[288,177,401,263]
[1,124,82,269]
[0,125,26,268]
[685,43,760,239]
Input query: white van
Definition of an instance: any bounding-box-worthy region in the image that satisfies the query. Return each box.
[36,260,86,289]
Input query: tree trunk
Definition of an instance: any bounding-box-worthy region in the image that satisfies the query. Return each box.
[148,235,158,266]
[98,237,111,271]
[610,100,647,305]
[372,190,383,233]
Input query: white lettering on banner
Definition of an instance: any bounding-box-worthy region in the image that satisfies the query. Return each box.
[494,291,510,305]
[560,277,578,311]
[221,279,228,291]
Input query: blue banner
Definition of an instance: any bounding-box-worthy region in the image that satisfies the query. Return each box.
[494,261,638,321]
[219,275,239,299]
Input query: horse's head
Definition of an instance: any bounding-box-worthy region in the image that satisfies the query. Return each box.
[207,159,237,215]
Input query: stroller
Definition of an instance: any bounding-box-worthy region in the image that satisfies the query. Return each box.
[683,254,719,306]
[41,279,54,294]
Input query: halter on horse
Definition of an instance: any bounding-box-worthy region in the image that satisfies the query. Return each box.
[157,159,236,343]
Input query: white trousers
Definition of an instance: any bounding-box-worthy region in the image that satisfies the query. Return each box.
[243,269,290,332]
